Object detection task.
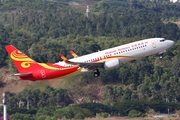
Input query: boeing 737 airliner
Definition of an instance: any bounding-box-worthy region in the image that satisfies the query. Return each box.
[5,38,174,81]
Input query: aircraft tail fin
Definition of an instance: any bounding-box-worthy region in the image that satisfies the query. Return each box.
[5,45,39,73]
[70,50,78,58]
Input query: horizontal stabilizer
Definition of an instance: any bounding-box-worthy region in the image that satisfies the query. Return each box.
[14,72,32,77]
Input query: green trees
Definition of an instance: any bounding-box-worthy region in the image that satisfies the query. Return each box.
[0,24,10,67]
[10,113,34,120]
[35,106,55,119]
[113,100,180,116]
[128,109,145,118]
[54,106,93,119]
[78,103,111,115]
[0,0,180,118]
[35,105,94,119]
[7,86,73,108]
[0,0,179,65]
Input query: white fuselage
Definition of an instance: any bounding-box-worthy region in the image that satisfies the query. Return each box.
[56,38,174,72]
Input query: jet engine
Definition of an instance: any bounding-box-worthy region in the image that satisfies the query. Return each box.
[104,59,120,70]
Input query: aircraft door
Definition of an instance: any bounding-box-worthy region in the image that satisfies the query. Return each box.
[33,70,46,79]
[40,70,46,79]
[152,40,156,48]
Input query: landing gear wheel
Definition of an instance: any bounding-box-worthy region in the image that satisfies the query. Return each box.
[94,69,100,77]
[159,53,164,59]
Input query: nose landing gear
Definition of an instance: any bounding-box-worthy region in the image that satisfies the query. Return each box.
[159,50,166,59]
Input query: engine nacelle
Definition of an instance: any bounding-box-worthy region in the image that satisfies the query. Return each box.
[104,59,120,70]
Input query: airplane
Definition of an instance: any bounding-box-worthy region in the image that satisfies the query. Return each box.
[5,38,174,81]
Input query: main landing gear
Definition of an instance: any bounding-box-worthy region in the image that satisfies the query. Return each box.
[94,69,100,77]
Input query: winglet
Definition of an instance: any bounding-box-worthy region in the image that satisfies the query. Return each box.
[70,50,78,58]
[58,53,69,63]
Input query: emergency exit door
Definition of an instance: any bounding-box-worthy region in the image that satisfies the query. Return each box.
[152,40,156,48]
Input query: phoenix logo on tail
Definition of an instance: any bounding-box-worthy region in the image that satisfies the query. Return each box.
[5,38,174,81]
[5,45,80,81]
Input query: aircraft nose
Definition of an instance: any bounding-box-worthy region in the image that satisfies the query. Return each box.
[167,40,174,46]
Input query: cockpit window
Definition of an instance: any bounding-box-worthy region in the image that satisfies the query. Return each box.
[160,39,166,42]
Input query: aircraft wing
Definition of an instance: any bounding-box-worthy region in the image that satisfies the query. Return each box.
[58,53,104,69]
[65,60,104,69]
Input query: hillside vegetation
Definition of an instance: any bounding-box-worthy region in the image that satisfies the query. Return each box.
[0,0,180,119]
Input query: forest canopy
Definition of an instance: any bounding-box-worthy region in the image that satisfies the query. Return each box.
[0,0,180,118]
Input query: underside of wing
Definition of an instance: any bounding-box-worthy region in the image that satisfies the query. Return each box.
[66,60,104,70]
